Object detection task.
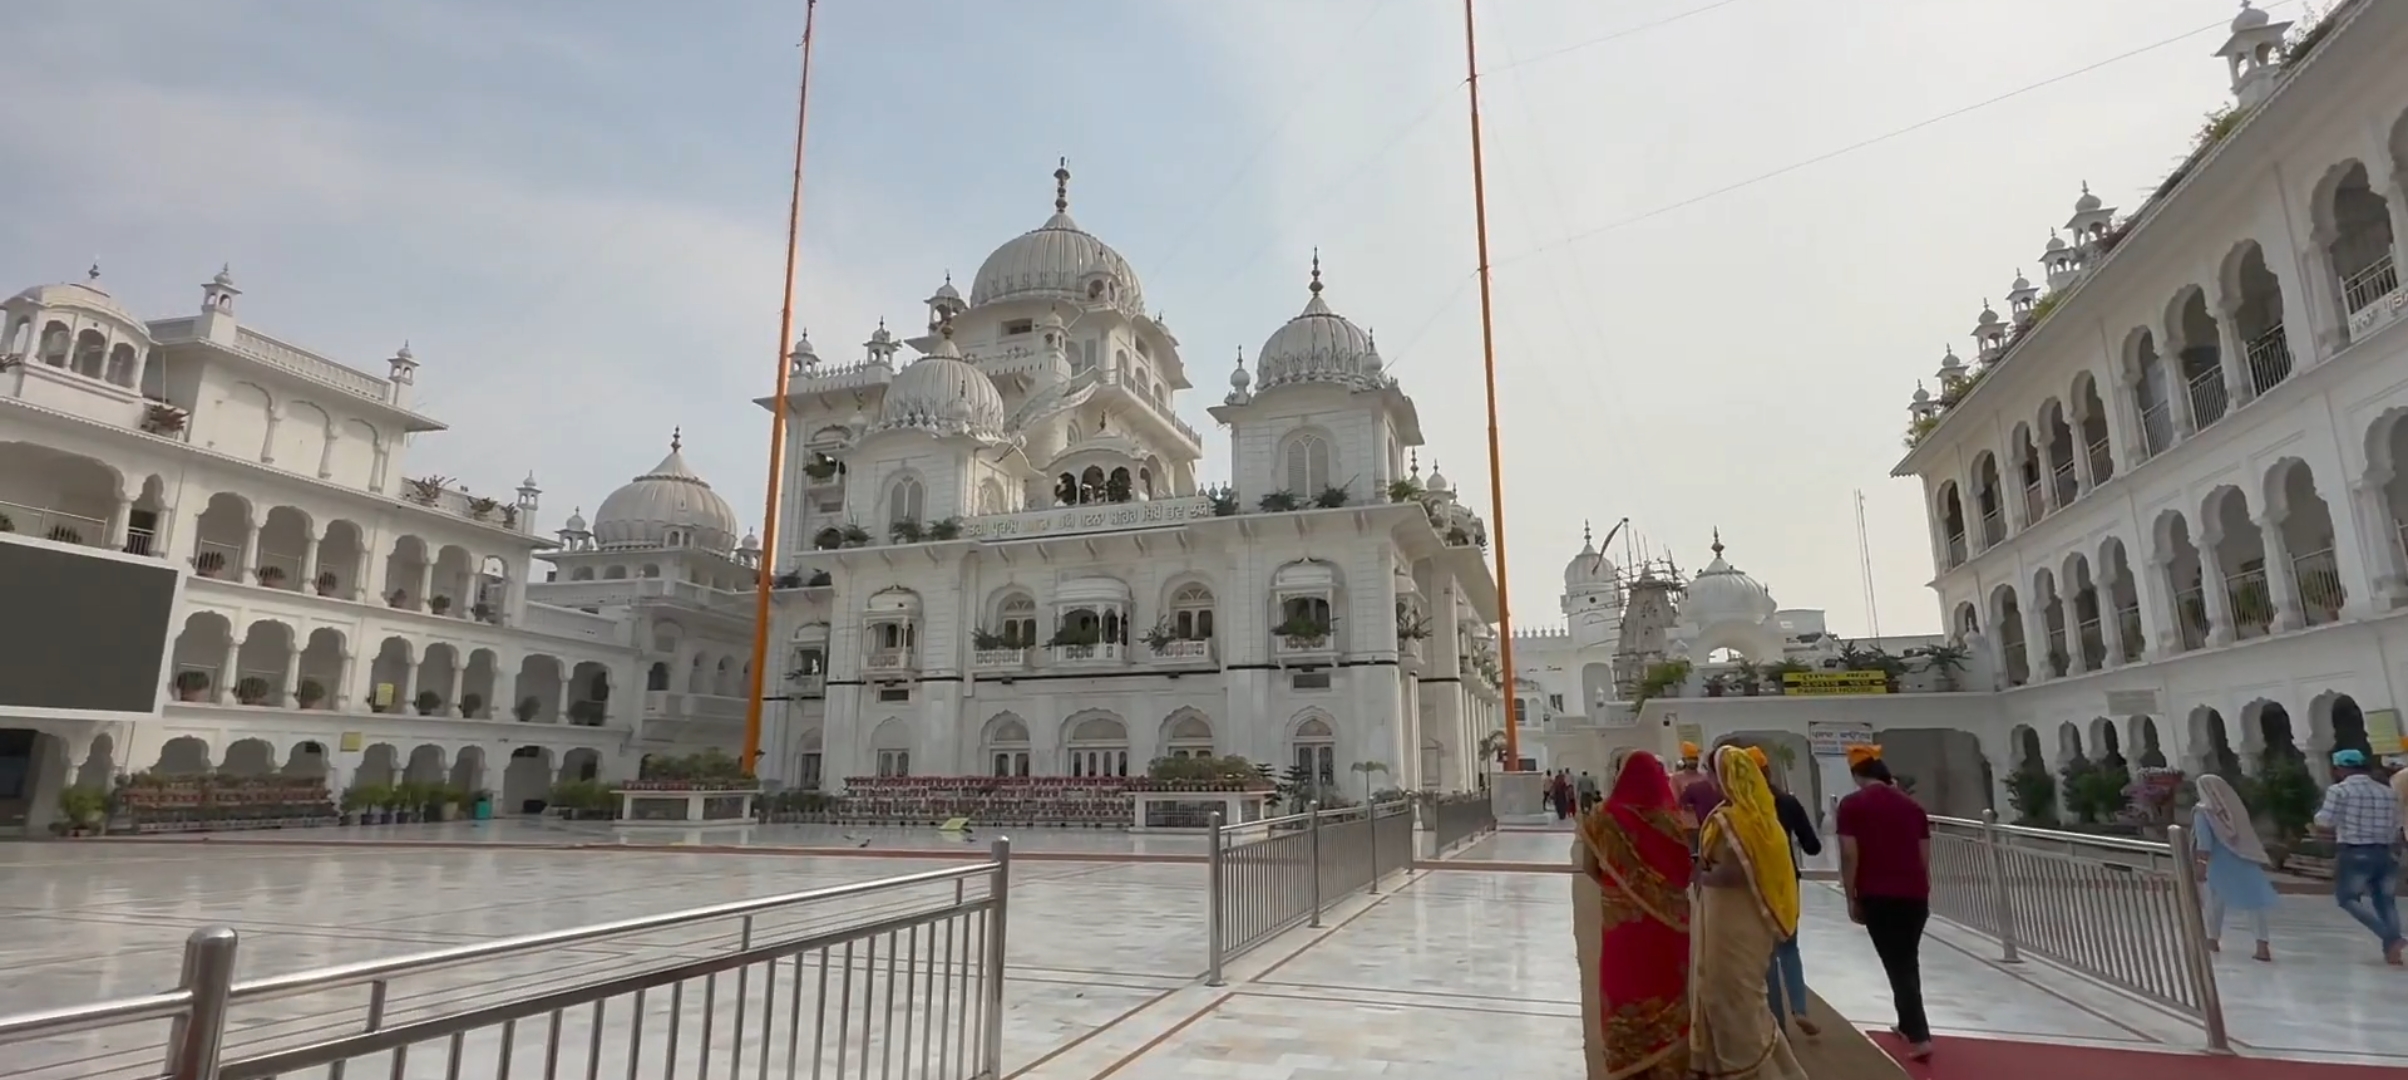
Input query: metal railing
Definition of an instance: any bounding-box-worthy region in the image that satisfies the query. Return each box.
[2187,368,2229,430]
[2139,401,2175,458]
[1927,812,2225,1052]
[2173,587,2210,652]
[2022,480,2045,525]
[2224,567,2274,639]
[1979,508,2005,548]
[2051,460,2079,509]
[2292,547,2345,625]
[0,843,1014,1080]
[2075,617,2105,672]
[2086,436,2114,485]
[0,498,109,547]
[1205,802,1413,985]
[2245,324,2292,395]
[2342,255,2400,318]
[2116,605,2146,662]
[1945,531,1967,568]
[1426,792,1497,855]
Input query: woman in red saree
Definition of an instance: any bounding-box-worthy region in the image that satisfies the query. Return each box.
[1575,750,1693,1079]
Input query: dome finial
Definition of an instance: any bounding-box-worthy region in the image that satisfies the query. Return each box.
[1053,157,1071,213]
[86,261,101,283]
[1711,528,1724,557]
[1583,519,1593,546]
[670,427,682,452]
[1309,248,1323,296]
[1410,449,1421,478]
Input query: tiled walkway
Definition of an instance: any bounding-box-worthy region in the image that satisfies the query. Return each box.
[2,827,2403,1078]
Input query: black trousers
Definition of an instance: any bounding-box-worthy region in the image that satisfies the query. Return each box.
[1858,896,1931,1043]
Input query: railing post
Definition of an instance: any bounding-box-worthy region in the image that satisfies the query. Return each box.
[165,926,239,1080]
[1206,811,1227,987]
[1979,810,2021,964]
[1307,803,1324,929]
[2166,824,2231,1054]
[1368,807,1382,895]
[981,837,1013,1080]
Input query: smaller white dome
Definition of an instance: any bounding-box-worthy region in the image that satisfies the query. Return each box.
[563,507,589,533]
[789,330,820,366]
[211,264,237,288]
[740,528,761,552]
[1255,253,1386,392]
[1684,531,1777,627]
[1361,331,1384,377]
[1427,462,1453,495]
[1565,526,1616,589]
[1937,345,1966,374]
[1974,301,2003,330]
[591,432,741,553]
[2010,271,2032,292]
[1912,384,1932,406]
[929,275,962,303]
[2074,181,2102,213]
[1229,350,1250,389]
[2233,1,2269,31]
[2044,232,2068,254]
[873,322,1010,441]
[10,277,148,335]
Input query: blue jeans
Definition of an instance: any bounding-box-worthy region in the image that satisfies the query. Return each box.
[2333,844,2404,947]
[1765,935,1807,1019]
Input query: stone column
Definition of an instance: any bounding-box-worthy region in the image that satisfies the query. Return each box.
[107,494,133,552]
[415,562,435,610]
[447,664,467,718]
[391,659,417,715]
[558,673,575,723]
[2165,338,2200,438]
[2212,297,2252,407]
[2022,603,2050,684]
[300,532,322,594]
[335,651,358,711]
[2198,527,2238,648]
[2098,563,2128,669]
[279,648,302,707]
[220,637,243,704]
[2070,402,2099,494]
[2353,475,2408,608]
[2308,227,2350,353]
[2143,553,2181,659]
[2259,512,2305,633]
[239,521,262,584]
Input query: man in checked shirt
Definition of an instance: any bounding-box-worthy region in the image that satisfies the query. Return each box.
[2313,749,2405,965]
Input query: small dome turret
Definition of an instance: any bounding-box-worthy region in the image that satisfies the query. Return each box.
[1254,251,1387,392]
[873,318,1010,442]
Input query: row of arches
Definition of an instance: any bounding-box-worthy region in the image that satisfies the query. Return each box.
[2010,691,2370,794]
[7,320,142,387]
[169,611,612,723]
[855,707,1342,787]
[138,735,603,811]
[1932,130,2408,571]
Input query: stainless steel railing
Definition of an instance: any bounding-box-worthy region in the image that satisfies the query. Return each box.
[1929,812,2226,1051]
[0,841,1014,1080]
[1425,792,1497,855]
[1204,803,1413,985]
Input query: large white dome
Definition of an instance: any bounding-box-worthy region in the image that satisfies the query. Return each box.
[1683,532,1777,626]
[874,325,1010,442]
[591,433,740,553]
[1255,256,1387,392]
[969,163,1145,318]
[1565,530,1617,589]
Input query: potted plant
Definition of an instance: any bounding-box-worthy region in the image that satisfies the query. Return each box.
[1444,526,1473,546]
[1395,604,1431,641]
[173,670,211,702]
[0,512,11,531]
[234,676,272,706]
[48,524,83,545]
[414,690,441,716]
[513,696,541,721]
[58,788,108,836]
[1314,486,1350,508]
[971,627,1013,650]
[471,602,494,623]
[339,784,373,825]
[1258,490,1302,512]
[142,402,189,435]
[465,496,499,521]
[256,565,286,587]
[294,679,326,710]
[388,589,409,608]
[1271,612,1331,646]
[429,595,453,615]
[888,518,923,543]
[1912,641,1971,691]
[1387,477,1425,503]
[500,505,520,529]
[458,692,484,719]
[838,523,873,547]
[802,453,841,481]
[928,517,964,540]
[1205,485,1239,517]
[567,700,606,725]
[404,476,450,506]
[1141,621,1181,654]
[191,550,227,578]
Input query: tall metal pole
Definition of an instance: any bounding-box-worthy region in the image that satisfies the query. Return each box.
[742,0,820,777]
[1461,0,1522,773]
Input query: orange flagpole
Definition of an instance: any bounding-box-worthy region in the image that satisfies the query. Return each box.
[1461,0,1521,773]
[743,0,819,776]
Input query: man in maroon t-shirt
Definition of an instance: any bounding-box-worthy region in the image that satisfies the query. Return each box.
[1836,754,1933,1061]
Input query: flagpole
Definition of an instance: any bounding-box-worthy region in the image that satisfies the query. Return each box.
[742,0,819,776]
[1461,0,1522,774]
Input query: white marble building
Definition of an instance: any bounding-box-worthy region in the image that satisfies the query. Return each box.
[1892,1,2408,788]
[0,265,642,833]
[751,165,1505,794]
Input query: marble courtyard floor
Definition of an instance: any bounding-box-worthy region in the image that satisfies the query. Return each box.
[3,828,2404,1078]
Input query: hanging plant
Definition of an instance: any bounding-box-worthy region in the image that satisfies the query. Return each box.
[142,403,189,435]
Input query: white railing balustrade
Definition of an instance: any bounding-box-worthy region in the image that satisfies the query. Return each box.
[2292,547,2345,625]
[1979,509,2005,547]
[253,551,305,591]
[123,525,158,557]
[1927,813,2226,1051]
[2086,437,2114,484]
[2224,567,2274,639]
[0,499,109,548]
[2051,461,2078,508]
[2174,589,2209,651]
[1945,532,1967,567]
[957,496,1214,542]
[1048,642,1123,664]
[1274,634,1335,659]
[2140,402,2174,457]
[2244,324,2292,395]
[864,647,915,672]
[2342,256,2403,340]
[2187,368,2228,430]
[1150,638,1213,662]
[2022,481,2046,524]
[973,647,1029,670]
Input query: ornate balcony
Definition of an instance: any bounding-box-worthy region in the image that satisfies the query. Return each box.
[973,647,1029,671]
[863,648,916,675]
[1147,638,1213,664]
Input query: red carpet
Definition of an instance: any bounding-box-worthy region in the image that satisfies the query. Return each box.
[1869,1033,2397,1079]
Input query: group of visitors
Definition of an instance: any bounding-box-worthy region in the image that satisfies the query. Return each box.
[1548,767,1601,820]
[2190,748,2406,966]
[1574,739,1933,1078]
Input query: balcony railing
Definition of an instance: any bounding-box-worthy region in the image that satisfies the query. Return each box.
[2292,547,2344,626]
[123,525,157,557]
[974,647,1030,670]
[2116,605,2146,662]
[2051,461,2079,509]
[2044,627,2069,678]
[255,549,306,591]
[2224,568,2273,639]
[1999,633,2030,686]
[2244,325,2293,396]
[1945,532,1968,568]
[0,499,111,549]
[956,496,1214,542]
[1148,638,1213,662]
[864,647,916,673]
[1276,633,1337,660]
[2187,368,2229,430]
[2341,256,2403,339]
[2140,401,2175,457]
[2174,588,2209,652]
[2076,617,2105,671]
[1048,641,1125,664]
[2022,480,2046,525]
[2086,436,2114,485]
[1979,509,2005,548]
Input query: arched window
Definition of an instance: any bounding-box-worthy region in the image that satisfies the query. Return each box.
[37,322,69,367]
[1078,466,1106,504]
[1292,716,1336,793]
[105,344,138,387]
[645,662,669,691]
[1281,595,1333,633]
[986,716,1031,777]
[997,593,1038,647]
[571,567,595,581]
[1066,715,1130,778]
[979,478,1007,515]
[1282,433,1332,496]
[1171,584,1216,640]
[1106,467,1133,503]
[886,475,925,525]
[72,330,106,378]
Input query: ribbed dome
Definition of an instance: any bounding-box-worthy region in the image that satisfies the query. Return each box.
[591,432,740,553]
[2233,1,2269,31]
[1683,532,1776,626]
[1565,530,1617,589]
[11,277,148,336]
[874,324,1010,441]
[1256,254,1386,392]
[968,163,1145,316]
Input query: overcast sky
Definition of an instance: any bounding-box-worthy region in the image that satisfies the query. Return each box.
[0,0,2267,635]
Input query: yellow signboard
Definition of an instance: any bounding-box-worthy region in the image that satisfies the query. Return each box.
[338,731,365,753]
[1782,670,1890,696]
[2366,707,2403,753]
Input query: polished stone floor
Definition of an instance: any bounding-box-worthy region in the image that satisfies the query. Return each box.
[2,836,2402,1079]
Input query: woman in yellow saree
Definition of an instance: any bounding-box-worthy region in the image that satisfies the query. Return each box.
[1690,746,1809,1079]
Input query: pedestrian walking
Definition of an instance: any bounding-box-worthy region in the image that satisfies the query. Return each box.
[2314,749,2404,965]
[1836,745,1932,1062]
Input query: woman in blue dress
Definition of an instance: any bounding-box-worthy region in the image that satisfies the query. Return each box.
[2193,774,2278,962]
